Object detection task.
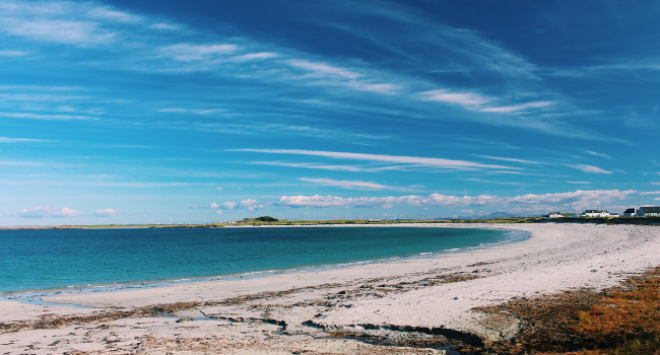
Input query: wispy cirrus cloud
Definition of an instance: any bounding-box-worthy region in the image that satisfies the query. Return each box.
[480,101,554,113]
[586,151,612,159]
[0,50,29,57]
[0,0,622,143]
[232,149,517,170]
[287,59,401,95]
[231,52,279,61]
[0,137,48,142]
[570,164,612,174]
[160,44,238,61]
[419,90,554,115]
[288,59,361,79]
[0,160,42,166]
[419,89,490,108]
[477,155,543,165]
[158,108,225,115]
[0,112,97,120]
[0,0,141,46]
[299,178,393,190]
[467,178,522,186]
[247,161,404,172]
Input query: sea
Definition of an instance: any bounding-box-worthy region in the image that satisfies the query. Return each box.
[0,226,525,294]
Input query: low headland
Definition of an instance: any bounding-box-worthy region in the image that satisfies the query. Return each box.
[1,223,660,354]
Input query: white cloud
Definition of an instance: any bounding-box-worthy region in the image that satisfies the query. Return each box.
[239,199,263,211]
[0,112,96,120]
[93,208,116,217]
[571,164,612,174]
[640,191,660,195]
[420,90,553,115]
[586,151,612,159]
[88,182,201,188]
[160,44,238,61]
[286,59,401,95]
[215,210,223,216]
[206,202,219,209]
[419,89,490,108]
[232,52,278,61]
[4,19,115,45]
[0,137,47,142]
[479,101,554,113]
[275,190,635,209]
[18,206,83,218]
[477,155,543,165]
[222,201,237,210]
[299,178,391,190]
[288,59,361,79]
[345,81,401,95]
[0,50,29,57]
[87,7,140,23]
[248,161,376,172]
[233,149,517,170]
[216,187,223,190]
[0,160,41,166]
[159,108,224,115]
[0,1,136,45]
[150,23,179,30]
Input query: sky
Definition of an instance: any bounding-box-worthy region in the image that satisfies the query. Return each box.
[1,0,659,225]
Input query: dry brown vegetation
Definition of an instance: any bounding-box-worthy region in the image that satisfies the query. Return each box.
[569,267,660,354]
[477,267,660,355]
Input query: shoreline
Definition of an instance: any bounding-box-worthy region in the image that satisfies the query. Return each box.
[2,223,660,354]
[0,225,527,297]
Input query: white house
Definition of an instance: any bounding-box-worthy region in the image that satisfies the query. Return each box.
[637,206,660,217]
[623,208,637,217]
[548,211,564,218]
[583,209,610,217]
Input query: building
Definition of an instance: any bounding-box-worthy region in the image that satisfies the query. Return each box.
[583,209,610,217]
[548,212,564,218]
[637,206,660,217]
[623,208,637,217]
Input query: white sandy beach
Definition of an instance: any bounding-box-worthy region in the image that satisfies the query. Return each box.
[1,223,659,354]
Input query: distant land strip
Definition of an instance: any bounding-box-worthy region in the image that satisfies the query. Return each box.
[2,216,660,230]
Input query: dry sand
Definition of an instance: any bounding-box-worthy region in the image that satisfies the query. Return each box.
[1,223,659,354]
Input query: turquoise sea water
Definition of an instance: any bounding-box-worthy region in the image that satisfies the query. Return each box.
[0,226,519,293]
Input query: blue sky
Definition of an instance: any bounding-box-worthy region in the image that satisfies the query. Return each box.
[1,0,659,225]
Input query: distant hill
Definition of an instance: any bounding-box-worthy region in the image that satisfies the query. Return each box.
[479,211,516,219]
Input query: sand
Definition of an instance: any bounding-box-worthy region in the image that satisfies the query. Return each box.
[1,223,659,354]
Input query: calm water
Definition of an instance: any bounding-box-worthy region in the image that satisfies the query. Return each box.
[0,226,514,293]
